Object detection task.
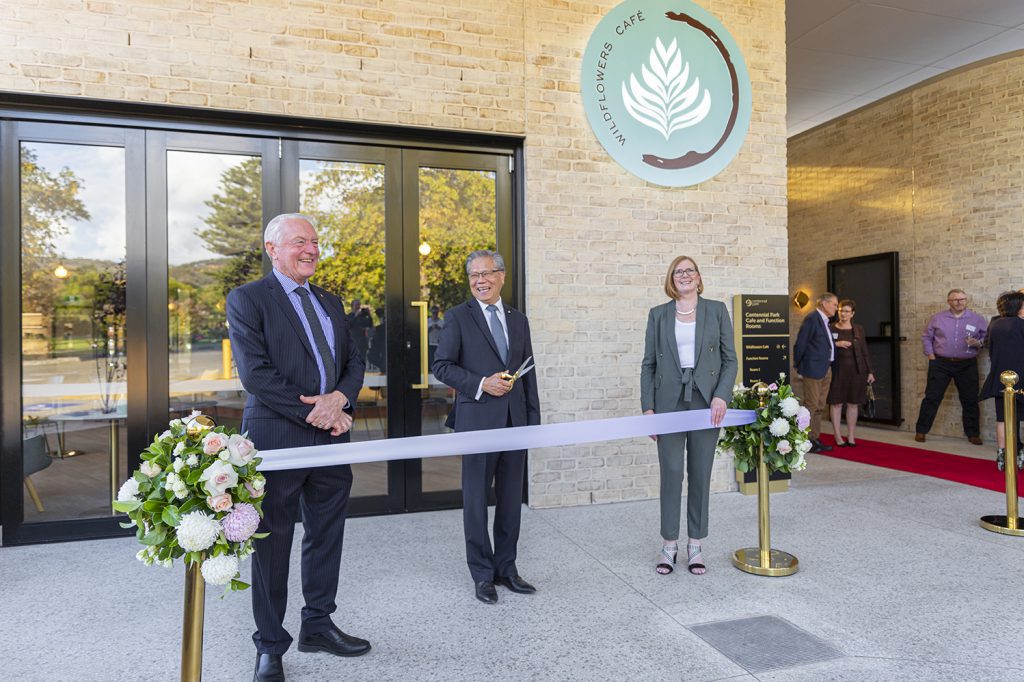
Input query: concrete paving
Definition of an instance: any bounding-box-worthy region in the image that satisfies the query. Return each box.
[2,436,1023,681]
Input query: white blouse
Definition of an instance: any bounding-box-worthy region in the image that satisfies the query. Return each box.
[675,319,696,369]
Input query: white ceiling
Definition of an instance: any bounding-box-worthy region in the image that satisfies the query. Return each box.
[787,0,1024,137]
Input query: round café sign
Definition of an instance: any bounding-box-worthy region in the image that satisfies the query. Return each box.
[581,0,752,187]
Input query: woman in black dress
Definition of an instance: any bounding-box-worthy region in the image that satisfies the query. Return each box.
[827,299,875,446]
[979,290,1024,471]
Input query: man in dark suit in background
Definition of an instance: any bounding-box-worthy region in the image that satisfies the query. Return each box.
[432,249,541,604]
[793,292,838,453]
[227,213,369,682]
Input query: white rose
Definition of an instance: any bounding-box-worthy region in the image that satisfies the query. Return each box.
[202,431,229,456]
[776,439,792,455]
[768,417,790,437]
[139,460,162,478]
[779,397,800,418]
[226,434,257,466]
[117,477,141,501]
[199,460,239,496]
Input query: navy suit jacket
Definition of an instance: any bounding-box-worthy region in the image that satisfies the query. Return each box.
[226,274,365,451]
[431,300,541,433]
[793,309,834,380]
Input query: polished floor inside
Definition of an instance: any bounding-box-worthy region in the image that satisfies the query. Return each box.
[2,426,1022,681]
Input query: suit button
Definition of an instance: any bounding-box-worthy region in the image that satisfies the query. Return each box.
[711,370,717,376]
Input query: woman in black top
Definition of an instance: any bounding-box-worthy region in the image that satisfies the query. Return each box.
[979,290,1024,471]
[827,299,875,446]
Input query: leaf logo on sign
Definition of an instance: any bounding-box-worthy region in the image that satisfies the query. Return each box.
[621,37,711,140]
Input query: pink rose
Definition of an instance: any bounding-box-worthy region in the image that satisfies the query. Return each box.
[226,433,257,466]
[206,493,233,512]
[202,431,229,456]
[245,481,265,498]
[796,406,811,430]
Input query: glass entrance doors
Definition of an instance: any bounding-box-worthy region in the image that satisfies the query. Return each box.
[1,119,515,544]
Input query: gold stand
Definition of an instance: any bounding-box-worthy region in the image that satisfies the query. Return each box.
[180,562,205,682]
[733,384,799,576]
[980,371,1024,536]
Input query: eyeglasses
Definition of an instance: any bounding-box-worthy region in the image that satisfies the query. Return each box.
[948,298,967,303]
[468,269,504,281]
[672,268,697,278]
[840,308,853,314]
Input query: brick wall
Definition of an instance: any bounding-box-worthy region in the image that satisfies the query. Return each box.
[1,0,788,508]
[789,54,1024,443]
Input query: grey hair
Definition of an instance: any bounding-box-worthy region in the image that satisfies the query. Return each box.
[817,291,837,304]
[264,213,317,245]
[465,249,505,275]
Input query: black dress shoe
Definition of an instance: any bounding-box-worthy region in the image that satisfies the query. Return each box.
[253,653,285,682]
[297,624,371,657]
[812,439,832,453]
[495,574,537,594]
[475,580,498,604]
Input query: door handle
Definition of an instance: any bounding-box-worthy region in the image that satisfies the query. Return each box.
[411,300,429,389]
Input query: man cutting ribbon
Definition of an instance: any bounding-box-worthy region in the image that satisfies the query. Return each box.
[432,249,542,605]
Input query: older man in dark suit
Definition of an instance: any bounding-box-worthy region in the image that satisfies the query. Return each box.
[793,291,838,453]
[227,213,369,682]
[432,249,541,604]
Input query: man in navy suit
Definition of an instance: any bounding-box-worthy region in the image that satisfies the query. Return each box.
[793,292,838,453]
[227,213,369,682]
[432,249,541,604]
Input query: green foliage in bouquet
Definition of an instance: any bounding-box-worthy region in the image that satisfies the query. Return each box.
[112,411,267,592]
[716,374,813,474]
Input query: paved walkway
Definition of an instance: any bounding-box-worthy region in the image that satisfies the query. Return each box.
[2,431,1022,681]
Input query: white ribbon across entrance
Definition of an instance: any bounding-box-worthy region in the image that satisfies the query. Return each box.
[257,409,757,471]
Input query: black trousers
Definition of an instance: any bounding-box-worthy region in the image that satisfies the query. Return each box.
[915,357,980,437]
[461,446,526,584]
[251,463,353,654]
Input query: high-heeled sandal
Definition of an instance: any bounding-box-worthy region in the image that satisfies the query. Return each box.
[996,448,1006,472]
[656,544,677,575]
[686,542,706,575]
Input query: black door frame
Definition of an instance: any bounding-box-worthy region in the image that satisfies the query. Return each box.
[827,251,902,426]
[0,95,524,545]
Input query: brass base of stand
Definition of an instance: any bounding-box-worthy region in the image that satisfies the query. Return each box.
[979,515,1024,536]
[732,548,799,576]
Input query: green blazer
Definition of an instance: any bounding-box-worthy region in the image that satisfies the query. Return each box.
[640,297,738,413]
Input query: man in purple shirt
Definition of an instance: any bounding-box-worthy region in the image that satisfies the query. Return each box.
[914,288,988,444]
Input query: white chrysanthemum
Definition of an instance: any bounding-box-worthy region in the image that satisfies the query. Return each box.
[779,397,800,418]
[201,554,239,585]
[176,511,221,552]
[768,417,790,437]
[117,477,141,501]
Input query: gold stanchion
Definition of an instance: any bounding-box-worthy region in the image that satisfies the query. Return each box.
[980,371,1024,536]
[180,562,205,682]
[733,383,799,576]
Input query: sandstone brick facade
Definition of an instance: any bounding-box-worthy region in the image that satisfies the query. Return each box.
[1,1,788,508]
[789,53,1024,443]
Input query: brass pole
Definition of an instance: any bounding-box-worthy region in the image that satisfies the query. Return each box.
[732,383,798,576]
[180,562,205,682]
[757,434,771,568]
[980,370,1024,536]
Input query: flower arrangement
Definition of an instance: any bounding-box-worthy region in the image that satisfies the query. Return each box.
[716,374,812,474]
[112,411,267,592]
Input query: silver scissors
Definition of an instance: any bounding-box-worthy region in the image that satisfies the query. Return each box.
[501,355,536,387]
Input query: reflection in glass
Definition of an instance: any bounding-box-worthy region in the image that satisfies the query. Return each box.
[419,167,497,492]
[301,159,388,496]
[20,142,128,520]
[167,152,261,434]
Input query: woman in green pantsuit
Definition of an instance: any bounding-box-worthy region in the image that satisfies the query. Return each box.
[641,255,737,575]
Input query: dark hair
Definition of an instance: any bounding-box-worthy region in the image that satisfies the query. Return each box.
[838,298,856,312]
[996,291,1024,317]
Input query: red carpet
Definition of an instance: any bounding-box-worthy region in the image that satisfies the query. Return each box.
[817,434,1022,494]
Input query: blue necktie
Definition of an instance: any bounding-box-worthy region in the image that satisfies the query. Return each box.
[295,287,336,390]
[486,304,508,364]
